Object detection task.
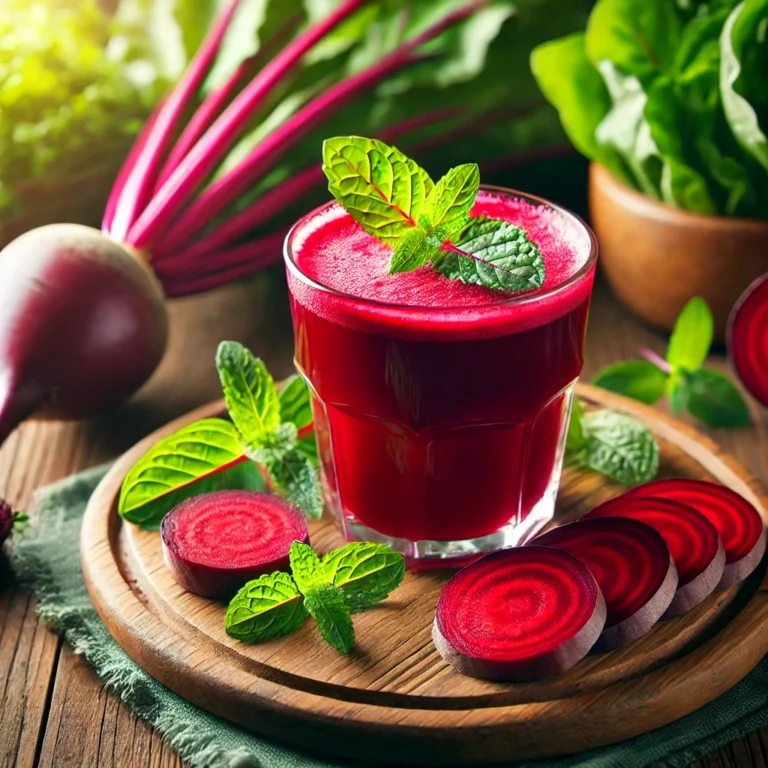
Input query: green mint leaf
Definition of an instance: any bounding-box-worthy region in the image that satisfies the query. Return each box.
[322,542,405,613]
[226,572,309,644]
[593,360,668,404]
[246,422,298,465]
[389,226,438,273]
[322,136,433,245]
[279,375,313,430]
[566,398,588,453]
[580,410,660,486]
[303,581,355,653]
[685,368,751,428]
[425,163,479,237]
[438,218,545,293]
[118,419,262,529]
[666,297,713,372]
[12,512,29,535]
[216,341,281,449]
[289,541,324,594]
[266,449,323,520]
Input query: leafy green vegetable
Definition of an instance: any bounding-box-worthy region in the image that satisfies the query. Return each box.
[225,572,309,644]
[118,418,256,528]
[279,376,313,430]
[0,1,166,218]
[266,450,324,521]
[322,542,406,612]
[566,403,660,485]
[593,297,751,429]
[324,136,545,293]
[592,361,668,404]
[532,0,768,218]
[303,581,355,654]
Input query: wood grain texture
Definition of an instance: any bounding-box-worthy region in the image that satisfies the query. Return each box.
[80,383,768,766]
[1,280,767,767]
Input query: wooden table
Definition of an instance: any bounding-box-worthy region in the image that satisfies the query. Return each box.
[1,278,767,768]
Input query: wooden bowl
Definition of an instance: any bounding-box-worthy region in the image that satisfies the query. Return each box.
[589,163,768,340]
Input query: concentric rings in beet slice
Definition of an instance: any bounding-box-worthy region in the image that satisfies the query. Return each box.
[432,546,606,682]
[728,273,768,407]
[622,479,766,589]
[584,496,725,617]
[535,518,677,649]
[161,490,309,599]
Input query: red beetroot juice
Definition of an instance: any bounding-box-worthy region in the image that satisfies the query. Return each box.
[285,187,597,564]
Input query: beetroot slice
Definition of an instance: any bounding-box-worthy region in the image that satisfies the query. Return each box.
[432,546,606,682]
[623,479,766,589]
[160,490,309,599]
[584,496,725,617]
[728,273,768,408]
[534,518,677,649]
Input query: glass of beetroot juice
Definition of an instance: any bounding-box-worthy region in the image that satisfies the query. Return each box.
[284,186,597,567]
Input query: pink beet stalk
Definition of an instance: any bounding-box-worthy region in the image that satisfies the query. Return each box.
[155,12,303,191]
[153,1,485,249]
[102,107,162,233]
[126,0,369,250]
[107,0,242,242]
[640,347,673,375]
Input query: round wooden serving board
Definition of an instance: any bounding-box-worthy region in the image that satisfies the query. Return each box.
[81,384,768,765]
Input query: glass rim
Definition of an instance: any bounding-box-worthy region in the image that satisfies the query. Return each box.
[283,184,599,313]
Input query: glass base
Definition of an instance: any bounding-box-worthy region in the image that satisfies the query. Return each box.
[340,477,559,569]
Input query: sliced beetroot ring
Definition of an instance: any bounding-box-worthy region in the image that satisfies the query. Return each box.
[584,496,725,618]
[433,546,606,682]
[160,490,309,599]
[535,517,677,650]
[623,479,766,589]
[728,272,768,408]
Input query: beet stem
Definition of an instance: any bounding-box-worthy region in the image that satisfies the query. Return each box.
[125,0,368,251]
[154,107,459,261]
[159,233,286,297]
[639,347,673,375]
[107,0,242,243]
[154,12,304,192]
[149,1,483,250]
[102,106,163,233]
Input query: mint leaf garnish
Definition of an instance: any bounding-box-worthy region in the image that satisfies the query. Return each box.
[592,360,668,405]
[303,581,355,654]
[225,572,309,644]
[578,410,659,486]
[437,218,545,292]
[266,450,323,520]
[566,403,659,486]
[666,296,714,372]
[323,136,545,294]
[289,540,324,593]
[322,136,434,245]
[322,542,406,613]
[681,368,751,428]
[216,341,281,448]
[279,375,313,430]
[593,297,750,430]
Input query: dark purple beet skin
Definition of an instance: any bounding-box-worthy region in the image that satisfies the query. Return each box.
[622,479,766,589]
[160,490,310,599]
[0,224,168,444]
[534,517,678,650]
[432,546,607,682]
[584,496,725,618]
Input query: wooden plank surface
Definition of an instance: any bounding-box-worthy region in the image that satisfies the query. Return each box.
[1,279,767,768]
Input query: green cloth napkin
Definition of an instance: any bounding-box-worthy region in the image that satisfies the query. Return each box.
[10,464,768,768]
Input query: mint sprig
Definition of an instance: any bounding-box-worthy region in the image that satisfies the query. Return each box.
[593,297,751,429]
[322,135,545,294]
[225,541,405,652]
[566,399,659,486]
[119,342,322,527]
